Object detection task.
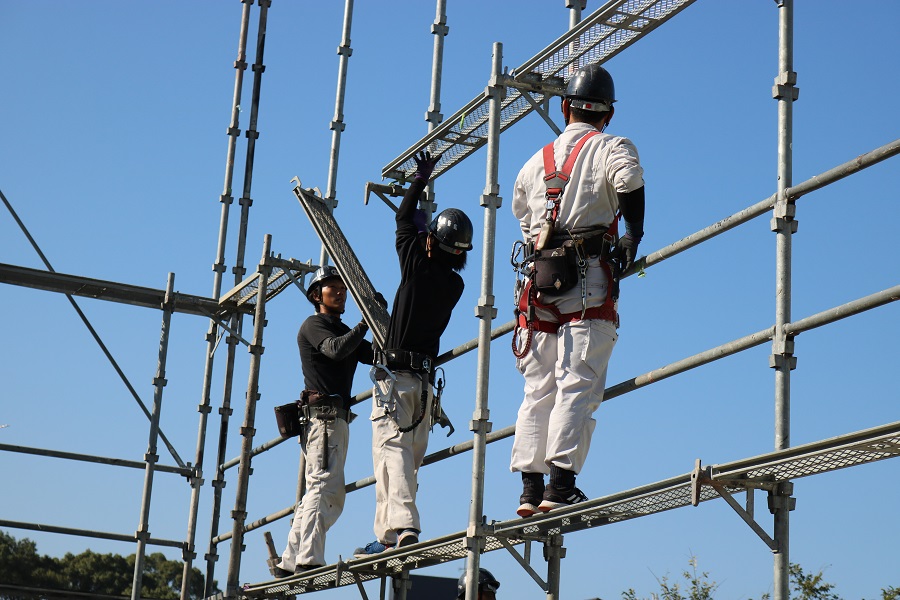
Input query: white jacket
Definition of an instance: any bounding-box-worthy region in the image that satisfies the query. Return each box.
[512,122,644,242]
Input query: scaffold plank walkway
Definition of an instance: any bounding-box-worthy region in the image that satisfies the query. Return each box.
[241,419,900,597]
[381,0,697,183]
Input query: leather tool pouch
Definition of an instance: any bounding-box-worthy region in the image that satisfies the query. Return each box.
[532,245,579,296]
[274,401,303,438]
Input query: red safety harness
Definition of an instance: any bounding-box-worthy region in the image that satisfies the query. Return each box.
[512,132,619,358]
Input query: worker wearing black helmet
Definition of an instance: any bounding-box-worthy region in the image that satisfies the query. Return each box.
[510,63,646,516]
[355,151,473,557]
[274,266,375,576]
[457,568,500,599]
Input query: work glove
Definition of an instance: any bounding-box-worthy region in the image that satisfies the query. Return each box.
[413,150,439,181]
[613,232,641,278]
[412,208,428,234]
[373,291,388,309]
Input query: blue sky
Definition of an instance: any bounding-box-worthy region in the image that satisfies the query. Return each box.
[1,1,898,599]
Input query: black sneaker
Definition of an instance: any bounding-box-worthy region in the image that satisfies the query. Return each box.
[273,566,293,579]
[538,485,588,512]
[396,529,419,547]
[295,564,323,574]
[517,473,545,518]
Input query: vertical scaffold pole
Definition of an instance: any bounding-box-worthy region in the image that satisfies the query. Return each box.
[184,2,253,596]
[544,534,565,600]
[422,0,448,221]
[566,0,586,29]
[465,41,504,600]
[320,0,355,267]
[131,273,176,600]
[205,1,270,593]
[234,0,270,285]
[225,235,273,598]
[771,2,798,599]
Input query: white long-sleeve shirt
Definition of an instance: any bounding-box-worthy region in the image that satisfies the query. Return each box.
[512,122,644,242]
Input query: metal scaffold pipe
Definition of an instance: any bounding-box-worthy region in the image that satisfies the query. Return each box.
[465,41,504,600]
[320,0,355,267]
[185,4,254,594]
[131,273,176,600]
[772,1,797,598]
[205,2,270,593]
[0,190,186,469]
[423,0,448,221]
[225,235,273,598]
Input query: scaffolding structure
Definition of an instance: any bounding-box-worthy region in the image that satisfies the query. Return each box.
[1,2,898,600]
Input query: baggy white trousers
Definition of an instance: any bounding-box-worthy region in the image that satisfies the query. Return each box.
[510,317,617,475]
[370,371,432,544]
[278,416,349,570]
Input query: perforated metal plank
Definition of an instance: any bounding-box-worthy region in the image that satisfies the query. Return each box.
[381,0,697,183]
[219,261,317,310]
[241,421,900,597]
[292,181,390,349]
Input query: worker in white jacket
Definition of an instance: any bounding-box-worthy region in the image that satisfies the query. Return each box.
[509,62,646,517]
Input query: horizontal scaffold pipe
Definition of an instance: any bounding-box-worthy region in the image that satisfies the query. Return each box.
[232,143,900,540]
[385,283,900,474]
[642,137,900,273]
[0,262,252,317]
[220,433,291,472]
[0,443,192,477]
[785,138,900,200]
[784,285,900,337]
[348,320,516,407]
[211,504,296,544]
[211,284,900,544]
[0,519,183,549]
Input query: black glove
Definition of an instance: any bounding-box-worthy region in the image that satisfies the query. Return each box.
[614,232,641,277]
[413,150,439,181]
[373,291,388,309]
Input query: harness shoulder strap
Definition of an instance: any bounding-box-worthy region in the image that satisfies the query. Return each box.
[559,130,600,178]
[542,130,600,195]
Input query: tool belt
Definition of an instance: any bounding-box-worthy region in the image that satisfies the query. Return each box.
[300,390,353,423]
[376,349,434,374]
[529,226,613,257]
[274,391,354,440]
[527,227,614,297]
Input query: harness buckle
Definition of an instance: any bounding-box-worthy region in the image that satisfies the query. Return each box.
[370,364,397,415]
[543,170,569,190]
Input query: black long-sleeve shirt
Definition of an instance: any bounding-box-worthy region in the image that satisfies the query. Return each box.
[298,313,373,410]
[384,178,465,359]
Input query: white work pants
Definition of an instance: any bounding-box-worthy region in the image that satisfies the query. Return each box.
[371,371,432,544]
[279,416,349,570]
[510,259,617,474]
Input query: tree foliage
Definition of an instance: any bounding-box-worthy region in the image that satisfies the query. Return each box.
[620,555,898,600]
[790,564,841,600]
[622,555,718,600]
[0,531,217,600]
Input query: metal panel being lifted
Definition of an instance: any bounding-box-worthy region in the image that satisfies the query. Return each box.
[381,0,697,183]
[292,178,390,349]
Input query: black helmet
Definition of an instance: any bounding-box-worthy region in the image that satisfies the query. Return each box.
[428,208,473,254]
[306,265,341,304]
[565,63,615,112]
[456,568,500,598]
